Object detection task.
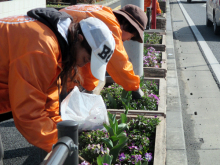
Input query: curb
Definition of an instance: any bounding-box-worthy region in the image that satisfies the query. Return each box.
[165,0,188,164]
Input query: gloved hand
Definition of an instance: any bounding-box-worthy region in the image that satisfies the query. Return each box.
[132,88,144,99]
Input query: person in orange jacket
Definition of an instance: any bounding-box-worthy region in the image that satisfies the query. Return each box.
[0,8,115,152]
[60,4,147,98]
[144,0,162,14]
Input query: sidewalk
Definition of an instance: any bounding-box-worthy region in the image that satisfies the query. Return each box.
[165,0,188,164]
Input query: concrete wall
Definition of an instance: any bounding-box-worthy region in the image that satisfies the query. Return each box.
[0,0,46,19]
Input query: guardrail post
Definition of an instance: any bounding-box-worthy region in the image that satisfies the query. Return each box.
[57,120,79,165]
[151,0,157,29]
[146,7,151,30]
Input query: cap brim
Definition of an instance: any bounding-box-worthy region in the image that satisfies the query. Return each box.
[113,10,143,43]
[90,51,107,82]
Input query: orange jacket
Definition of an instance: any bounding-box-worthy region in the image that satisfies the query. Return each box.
[144,0,161,14]
[60,5,140,91]
[0,15,62,152]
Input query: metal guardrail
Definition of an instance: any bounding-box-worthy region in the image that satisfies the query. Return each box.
[42,121,79,165]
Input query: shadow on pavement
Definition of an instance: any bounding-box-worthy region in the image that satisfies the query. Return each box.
[170,0,206,4]
[173,25,220,42]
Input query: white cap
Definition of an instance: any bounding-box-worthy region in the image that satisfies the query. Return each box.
[79,17,115,81]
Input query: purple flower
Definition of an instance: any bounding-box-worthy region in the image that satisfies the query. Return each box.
[119,153,126,161]
[131,155,142,163]
[103,164,109,165]
[145,153,152,162]
[80,161,89,165]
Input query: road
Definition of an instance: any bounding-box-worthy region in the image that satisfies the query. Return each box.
[179,0,220,62]
[169,0,220,164]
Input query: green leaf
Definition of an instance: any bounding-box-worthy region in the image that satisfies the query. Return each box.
[135,161,142,165]
[97,154,113,165]
[108,112,116,124]
[110,136,128,164]
[110,135,120,146]
[101,138,113,149]
[117,123,128,135]
[103,123,114,137]
[120,113,127,123]
[107,93,117,109]
[121,89,128,99]
[142,161,149,165]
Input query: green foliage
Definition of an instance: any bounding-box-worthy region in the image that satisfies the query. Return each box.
[101,79,159,110]
[144,33,162,44]
[102,111,129,164]
[78,114,161,165]
[97,154,113,165]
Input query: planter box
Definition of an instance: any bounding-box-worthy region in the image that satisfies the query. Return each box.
[115,115,166,165]
[144,29,166,35]
[106,77,167,117]
[156,13,166,30]
[143,52,167,78]
[159,1,166,13]
[144,34,166,52]
[43,116,166,165]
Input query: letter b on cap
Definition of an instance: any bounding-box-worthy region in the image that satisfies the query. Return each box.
[98,45,113,62]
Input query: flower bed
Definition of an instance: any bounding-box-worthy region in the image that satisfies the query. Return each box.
[78,113,166,165]
[143,47,167,78]
[104,77,166,117]
[144,33,166,52]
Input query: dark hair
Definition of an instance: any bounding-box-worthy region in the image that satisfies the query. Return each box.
[115,14,138,40]
[60,22,92,91]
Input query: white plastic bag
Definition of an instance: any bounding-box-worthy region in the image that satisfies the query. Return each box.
[61,86,109,132]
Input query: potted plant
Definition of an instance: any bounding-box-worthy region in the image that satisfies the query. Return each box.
[143,47,167,78]
[103,77,166,117]
[78,110,166,165]
[144,33,166,52]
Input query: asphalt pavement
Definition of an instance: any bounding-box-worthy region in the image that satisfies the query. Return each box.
[167,0,220,164]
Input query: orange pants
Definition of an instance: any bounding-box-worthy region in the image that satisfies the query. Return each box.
[144,0,161,14]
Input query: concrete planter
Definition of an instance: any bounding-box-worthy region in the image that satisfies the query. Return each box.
[143,51,167,78]
[144,34,166,52]
[119,115,166,165]
[106,77,167,117]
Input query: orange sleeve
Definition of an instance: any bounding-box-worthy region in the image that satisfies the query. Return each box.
[144,0,152,11]
[106,34,140,91]
[156,1,162,14]
[9,52,61,152]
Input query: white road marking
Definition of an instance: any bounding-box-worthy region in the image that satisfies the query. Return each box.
[177,0,220,84]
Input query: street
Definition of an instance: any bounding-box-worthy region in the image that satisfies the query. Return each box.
[168,0,220,164]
